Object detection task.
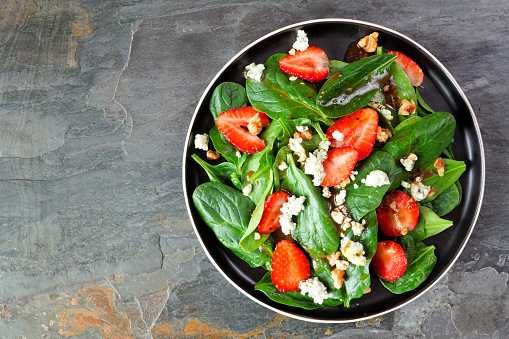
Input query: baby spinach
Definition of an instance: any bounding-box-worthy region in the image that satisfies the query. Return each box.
[281,154,339,258]
[209,125,246,173]
[346,151,396,221]
[317,54,396,118]
[401,205,453,243]
[209,82,249,120]
[192,182,271,269]
[422,159,466,202]
[389,62,417,104]
[191,154,235,185]
[421,181,461,216]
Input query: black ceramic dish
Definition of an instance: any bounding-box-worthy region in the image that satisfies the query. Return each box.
[182,19,485,322]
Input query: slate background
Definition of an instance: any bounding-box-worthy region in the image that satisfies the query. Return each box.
[0,0,507,338]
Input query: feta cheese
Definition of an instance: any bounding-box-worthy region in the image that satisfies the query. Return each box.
[236,150,242,158]
[332,130,344,142]
[411,179,432,202]
[322,186,331,198]
[194,133,209,151]
[341,237,366,266]
[296,125,309,132]
[372,102,393,121]
[292,30,309,52]
[401,181,411,189]
[331,208,345,224]
[350,170,358,181]
[351,221,364,236]
[253,232,261,240]
[362,170,390,187]
[353,183,359,189]
[244,63,265,82]
[303,140,330,186]
[299,277,332,304]
[400,153,418,172]
[279,195,306,235]
[289,75,298,81]
[333,189,347,206]
[288,137,307,164]
[242,184,252,196]
[278,161,288,171]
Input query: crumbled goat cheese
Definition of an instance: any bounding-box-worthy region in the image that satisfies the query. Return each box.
[194,133,209,151]
[400,153,418,172]
[401,181,411,189]
[372,102,393,120]
[242,184,252,196]
[332,130,344,141]
[353,183,359,189]
[362,170,390,187]
[303,141,330,186]
[411,179,432,202]
[289,75,298,81]
[292,30,309,52]
[244,63,265,82]
[341,237,366,266]
[299,277,332,304]
[279,195,306,235]
[296,125,309,132]
[333,189,347,206]
[278,161,288,171]
[350,170,358,181]
[288,137,307,164]
[331,208,345,224]
[236,150,242,158]
[351,221,364,236]
[322,186,331,198]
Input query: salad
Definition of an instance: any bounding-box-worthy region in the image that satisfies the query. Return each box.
[190,30,465,309]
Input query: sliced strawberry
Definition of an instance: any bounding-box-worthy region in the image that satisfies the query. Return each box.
[321,147,359,187]
[216,106,270,154]
[388,51,424,87]
[326,108,378,161]
[271,240,310,292]
[279,46,329,82]
[376,190,419,237]
[257,191,291,234]
[371,240,407,282]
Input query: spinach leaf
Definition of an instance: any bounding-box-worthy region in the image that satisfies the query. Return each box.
[390,62,417,104]
[328,60,348,77]
[416,89,435,114]
[401,205,453,243]
[254,272,343,309]
[281,154,339,258]
[209,125,246,173]
[421,181,461,216]
[311,259,345,301]
[380,240,437,294]
[317,54,396,118]
[191,154,235,184]
[345,151,396,221]
[192,182,271,268]
[209,82,249,120]
[246,53,327,121]
[422,159,466,202]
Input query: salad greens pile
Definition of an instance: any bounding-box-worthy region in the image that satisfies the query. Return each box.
[190,32,465,309]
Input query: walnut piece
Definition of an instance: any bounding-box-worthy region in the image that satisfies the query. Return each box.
[434,157,445,177]
[357,32,379,53]
[376,126,392,142]
[398,99,416,116]
[247,113,264,135]
[206,150,220,160]
[331,268,346,289]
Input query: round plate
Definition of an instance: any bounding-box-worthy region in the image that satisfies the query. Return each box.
[182,19,485,322]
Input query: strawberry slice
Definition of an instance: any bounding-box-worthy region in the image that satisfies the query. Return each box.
[216,106,270,154]
[376,190,419,237]
[388,51,424,87]
[271,240,311,292]
[326,108,378,161]
[371,240,407,282]
[258,191,291,234]
[279,46,329,82]
[321,147,359,187]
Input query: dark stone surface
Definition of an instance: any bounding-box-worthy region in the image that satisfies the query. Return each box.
[0,0,507,337]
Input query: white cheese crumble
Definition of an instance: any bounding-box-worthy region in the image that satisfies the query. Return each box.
[361,170,390,187]
[333,189,347,206]
[351,221,364,236]
[253,232,261,240]
[242,184,252,196]
[288,137,307,164]
[331,208,345,224]
[289,75,298,81]
[341,237,366,266]
[194,133,209,151]
[401,181,411,189]
[278,161,288,171]
[296,125,309,132]
[299,277,332,304]
[303,141,330,186]
[279,195,306,235]
[350,170,358,181]
[244,63,265,82]
[322,186,331,198]
[236,150,242,158]
[411,179,432,202]
[292,30,309,52]
[400,153,418,172]
[332,130,344,141]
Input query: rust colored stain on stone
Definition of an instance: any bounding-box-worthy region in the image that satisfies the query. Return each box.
[56,286,134,338]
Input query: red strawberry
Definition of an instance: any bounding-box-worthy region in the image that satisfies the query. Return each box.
[258,191,291,234]
[371,240,407,282]
[271,240,311,292]
[216,106,270,154]
[326,108,378,161]
[388,51,424,87]
[376,190,419,237]
[279,46,329,82]
[321,147,359,187]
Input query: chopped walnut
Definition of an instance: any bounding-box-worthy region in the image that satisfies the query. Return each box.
[327,251,341,267]
[247,113,264,135]
[206,150,220,160]
[331,268,346,289]
[357,32,379,53]
[398,99,416,116]
[364,287,371,294]
[293,129,313,141]
[427,187,435,198]
[376,126,392,142]
[434,158,445,177]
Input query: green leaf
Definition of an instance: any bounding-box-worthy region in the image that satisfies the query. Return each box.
[390,62,417,104]
[192,182,271,268]
[380,241,437,294]
[328,60,348,77]
[416,89,435,114]
[281,154,339,258]
[254,272,343,309]
[401,205,453,243]
[345,151,396,221]
[421,181,461,216]
[191,154,235,184]
[209,82,249,120]
[209,125,246,173]
[422,159,466,202]
[317,54,396,118]
[246,54,327,120]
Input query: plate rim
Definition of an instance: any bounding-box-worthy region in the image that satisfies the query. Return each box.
[182,18,486,323]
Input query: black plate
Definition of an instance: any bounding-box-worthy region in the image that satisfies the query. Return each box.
[182,19,485,322]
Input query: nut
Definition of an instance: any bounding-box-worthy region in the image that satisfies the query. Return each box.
[247,113,264,135]
[206,150,220,160]
[376,126,392,142]
[331,268,346,289]
[434,157,445,177]
[357,32,379,53]
[398,99,416,116]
